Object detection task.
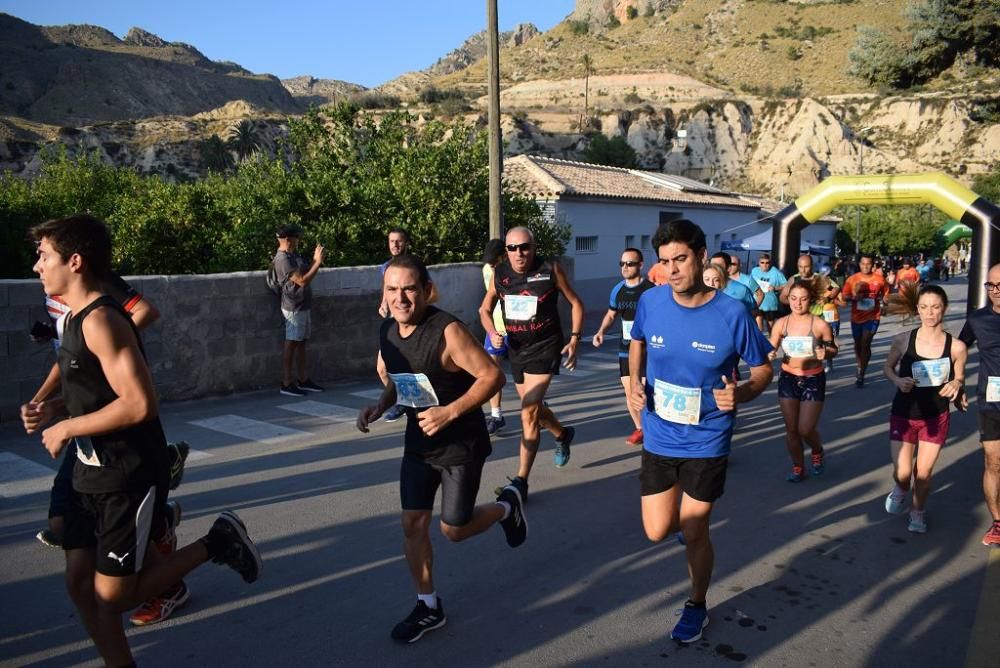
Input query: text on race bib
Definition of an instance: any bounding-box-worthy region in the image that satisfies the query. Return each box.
[653,379,701,425]
[822,308,838,323]
[987,376,1000,402]
[911,358,951,387]
[504,294,538,321]
[75,437,101,467]
[622,319,634,342]
[759,280,772,293]
[389,373,440,408]
[782,336,815,359]
[857,298,875,311]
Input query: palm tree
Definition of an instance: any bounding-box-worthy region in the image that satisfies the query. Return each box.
[198,134,234,172]
[581,53,594,130]
[227,120,260,161]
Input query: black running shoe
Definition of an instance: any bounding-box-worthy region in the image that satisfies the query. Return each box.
[280,383,307,397]
[497,486,527,548]
[298,379,325,393]
[167,441,190,490]
[494,475,528,503]
[391,599,447,644]
[855,370,865,388]
[207,511,262,583]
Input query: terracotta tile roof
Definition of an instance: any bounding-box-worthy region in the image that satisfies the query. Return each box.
[504,155,760,209]
[738,193,842,223]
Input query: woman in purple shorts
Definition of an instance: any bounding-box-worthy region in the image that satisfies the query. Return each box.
[883,284,967,533]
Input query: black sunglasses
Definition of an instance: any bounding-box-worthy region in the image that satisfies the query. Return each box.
[620,261,640,267]
[985,282,1000,292]
[506,242,533,252]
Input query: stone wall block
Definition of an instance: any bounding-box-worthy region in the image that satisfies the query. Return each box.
[9,282,44,306]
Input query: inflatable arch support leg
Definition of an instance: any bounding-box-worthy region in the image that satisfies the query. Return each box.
[769,173,1000,314]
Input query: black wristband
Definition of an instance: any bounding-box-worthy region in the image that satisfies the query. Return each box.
[570,332,582,338]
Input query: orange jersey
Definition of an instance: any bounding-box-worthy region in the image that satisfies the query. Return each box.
[896,267,919,285]
[647,263,670,286]
[843,272,889,324]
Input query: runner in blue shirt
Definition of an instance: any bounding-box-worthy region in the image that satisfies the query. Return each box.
[629,219,773,644]
[751,254,787,334]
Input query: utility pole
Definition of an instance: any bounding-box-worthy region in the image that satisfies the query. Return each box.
[856,126,872,258]
[487,0,504,240]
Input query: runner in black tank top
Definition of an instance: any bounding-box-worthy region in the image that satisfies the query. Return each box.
[24,215,261,666]
[359,254,527,644]
[479,227,585,499]
[883,284,967,533]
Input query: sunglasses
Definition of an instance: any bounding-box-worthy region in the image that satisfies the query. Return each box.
[620,261,640,267]
[506,242,533,252]
[985,282,1000,293]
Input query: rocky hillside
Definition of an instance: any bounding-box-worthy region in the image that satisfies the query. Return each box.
[280,76,366,108]
[0,13,302,124]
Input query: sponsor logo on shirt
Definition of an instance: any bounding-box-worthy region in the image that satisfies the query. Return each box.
[649,335,665,349]
[69,359,80,369]
[691,340,717,354]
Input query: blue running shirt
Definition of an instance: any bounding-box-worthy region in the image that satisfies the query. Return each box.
[631,288,773,458]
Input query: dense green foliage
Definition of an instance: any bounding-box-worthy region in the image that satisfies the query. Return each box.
[972,164,1000,205]
[0,106,567,278]
[584,135,637,168]
[835,204,949,255]
[849,0,1000,88]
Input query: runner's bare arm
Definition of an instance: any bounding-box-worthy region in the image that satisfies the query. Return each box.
[553,262,585,368]
[478,280,501,341]
[628,338,647,413]
[288,245,325,287]
[940,337,968,400]
[593,308,617,347]
[40,307,157,457]
[815,320,837,359]
[418,322,504,436]
[753,287,764,307]
[129,298,160,330]
[732,361,773,406]
[358,352,396,432]
[883,333,913,392]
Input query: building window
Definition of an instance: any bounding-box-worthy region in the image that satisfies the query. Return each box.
[625,235,635,249]
[576,236,599,254]
[641,235,651,249]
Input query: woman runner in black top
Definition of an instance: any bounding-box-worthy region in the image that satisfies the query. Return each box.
[883,284,967,533]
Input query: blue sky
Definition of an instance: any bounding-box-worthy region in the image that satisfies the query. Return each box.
[0,1,575,88]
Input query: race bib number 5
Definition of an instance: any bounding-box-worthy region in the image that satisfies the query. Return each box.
[987,376,1000,402]
[911,358,951,387]
[653,379,701,425]
[389,373,440,408]
[504,295,538,321]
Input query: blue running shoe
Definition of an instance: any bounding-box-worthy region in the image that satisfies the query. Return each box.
[554,426,574,468]
[486,415,506,436]
[383,405,406,422]
[786,465,805,483]
[885,487,907,514]
[671,601,709,644]
[810,450,825,477]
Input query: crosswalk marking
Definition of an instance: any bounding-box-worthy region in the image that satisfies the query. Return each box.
[278,401,358,423]
[188,415,307,442]
[0,452,54,499]
[350,389,385,401]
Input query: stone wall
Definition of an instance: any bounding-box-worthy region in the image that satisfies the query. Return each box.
[0,263,490,421]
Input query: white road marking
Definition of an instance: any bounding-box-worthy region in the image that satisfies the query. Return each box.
[350,389,385,401]
[188,415,307,442]
[0,452,54,498]
[278,401,358,423]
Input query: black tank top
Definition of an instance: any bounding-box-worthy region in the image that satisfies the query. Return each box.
[494,257,563,356]
[891,329,953,418]
[59,296,168,493]
[380,306,490,464]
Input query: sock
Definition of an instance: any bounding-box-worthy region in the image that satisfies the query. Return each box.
[496,500,511,520]
[491,408,502,419]
[418,593,438,609]
[686,599,707,609]
[910,508,925,518]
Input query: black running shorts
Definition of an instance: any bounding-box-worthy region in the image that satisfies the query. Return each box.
[777,370,826,402]
[980,410,1000,442]
[639,449,729,503]
[400,452,486,526]
[509,340,562,384]
[62,483,167,577]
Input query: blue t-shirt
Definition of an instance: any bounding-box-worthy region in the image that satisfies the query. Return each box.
[751,267,787,312]
[722,280,756,315]
[731,272,760,295]
[631,288,773,458]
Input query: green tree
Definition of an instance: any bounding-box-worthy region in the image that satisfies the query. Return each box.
[584,134,637,168]
[836,205,948,255]
[198,134,234,172]
[972,164,1000,204]
[848,26,907,87]
[227,120,261,162]
[581,53,594,123]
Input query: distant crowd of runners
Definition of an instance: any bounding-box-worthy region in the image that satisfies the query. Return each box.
[18,213,1000,662]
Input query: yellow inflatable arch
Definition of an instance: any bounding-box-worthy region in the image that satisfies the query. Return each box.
[770,173,1000,313]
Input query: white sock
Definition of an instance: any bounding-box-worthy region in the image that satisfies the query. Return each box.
[418,593,438,609]
[491,408,502,418]
[497,500,511,520]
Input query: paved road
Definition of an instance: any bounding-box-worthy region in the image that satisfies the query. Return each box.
[1,278,997,667]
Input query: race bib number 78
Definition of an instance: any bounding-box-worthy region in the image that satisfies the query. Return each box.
[653,379,701,425]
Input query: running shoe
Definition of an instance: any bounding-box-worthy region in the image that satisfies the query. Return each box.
[554,426,575,467]
[129,582,190,626]
[885,487,908,514]
[207,511,262,583]
[298,379,324,393]
[167,441,190,490]
[670,601,709,644]
[497,485,527,547]
[855,369,865,389]
[907,510,927,534]
[486,415,506,435]
[155,500,182,555]
[391,599,446,643]
[625,428,644,446]
[35,529,61,548]
[983,522,1000,547]
[383,404,406,422]
[786,465,805,483]
[811,450,825,476]
[494,475,528,503]
[280,383,307,397]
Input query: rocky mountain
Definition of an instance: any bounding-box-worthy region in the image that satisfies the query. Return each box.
[0,13,301,125]
[281,76,366,108]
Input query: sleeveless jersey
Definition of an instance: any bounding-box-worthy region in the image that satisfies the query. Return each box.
[494,257,562,358]
[891,329,953,418]
[58,296,167,493]
[380,306,490,464]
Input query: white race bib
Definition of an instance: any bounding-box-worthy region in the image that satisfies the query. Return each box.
[822,308,837,323]
[389,373,440,408]
[759,280,772,293]
[504,295,538,321]
[911,358,951,387]
[653,379,701,425]
[857,298,875,311]
[75,437,101,467]
[622,319,634,342]
[782,335,815,359]
[987,376,1000,402]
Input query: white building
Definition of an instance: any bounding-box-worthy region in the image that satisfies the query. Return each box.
[504,155,838,311]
